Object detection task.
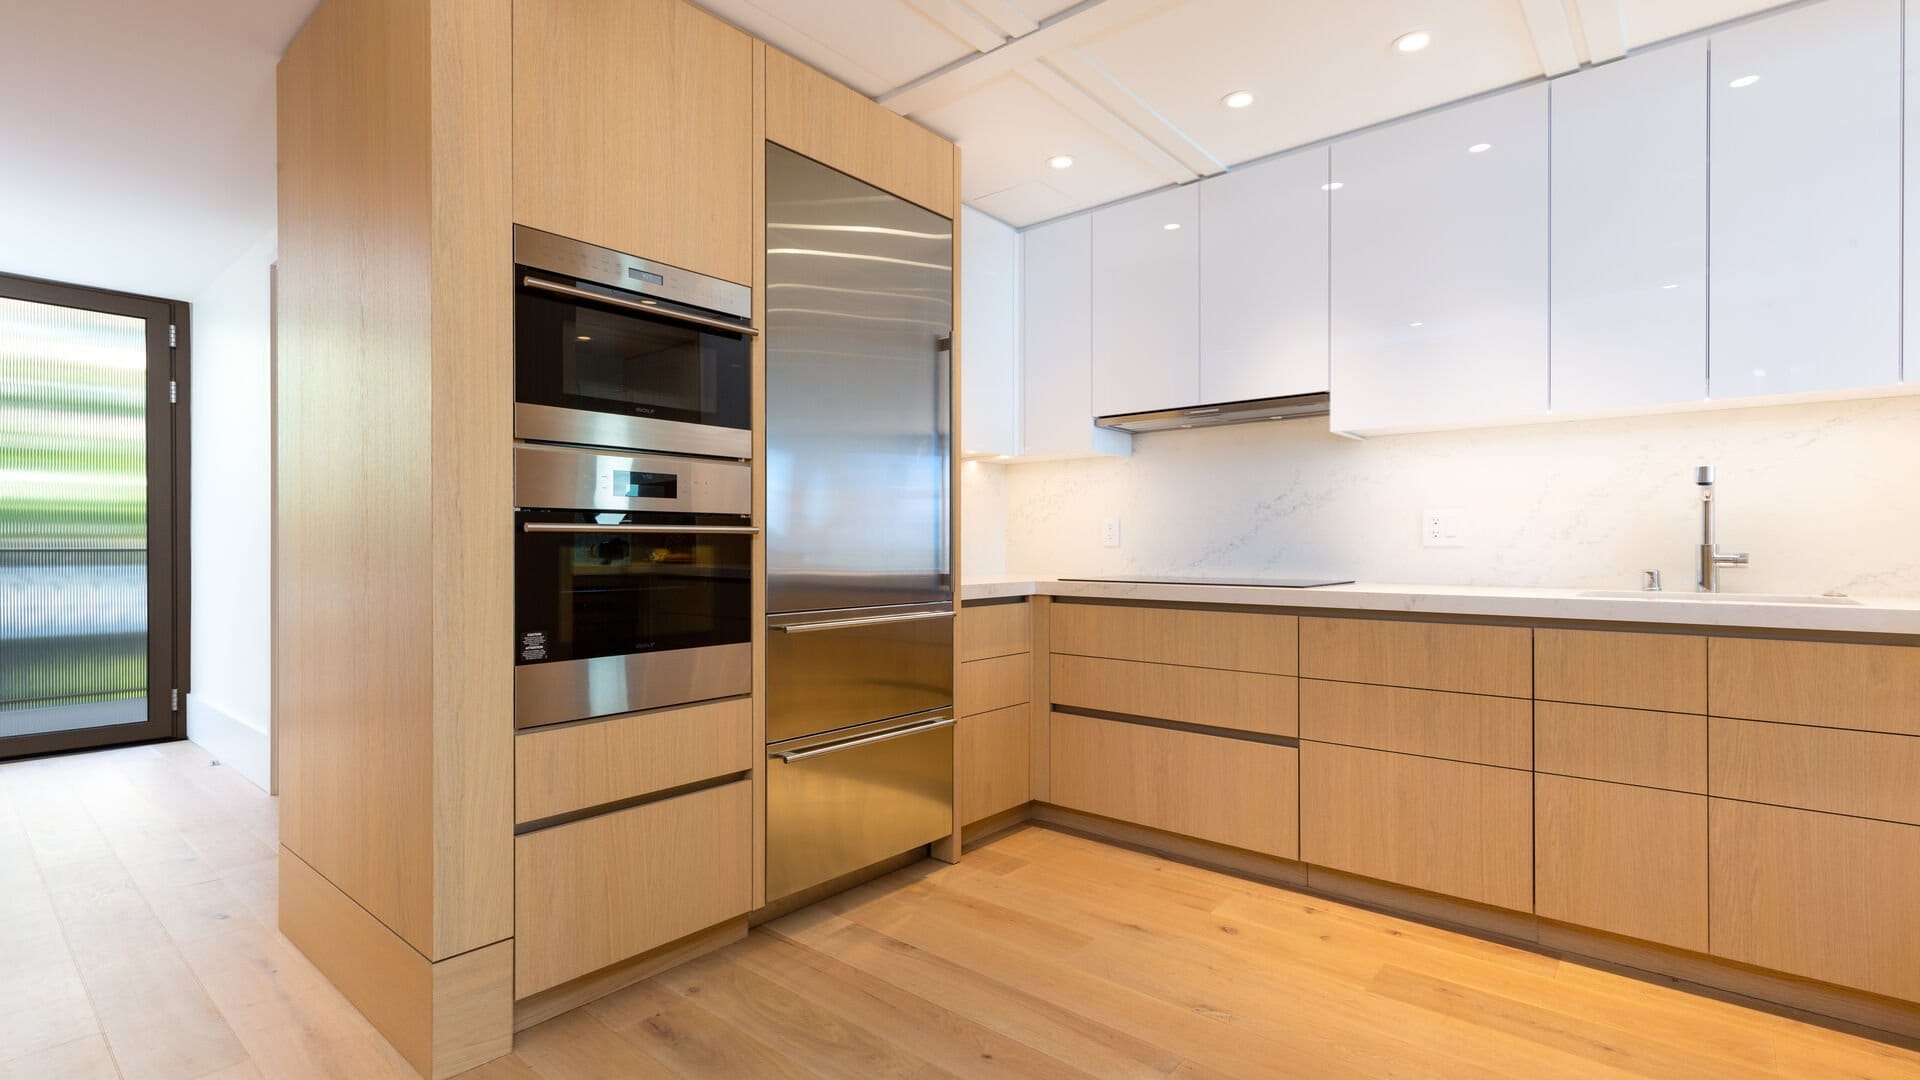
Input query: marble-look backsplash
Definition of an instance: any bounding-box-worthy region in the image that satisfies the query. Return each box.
[965,393,1920,598]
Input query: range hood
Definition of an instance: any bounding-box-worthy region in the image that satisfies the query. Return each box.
[1095,392,1330,433]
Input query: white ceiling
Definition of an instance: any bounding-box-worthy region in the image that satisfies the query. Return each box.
[0,0,317,302]
[697,0,1796,227]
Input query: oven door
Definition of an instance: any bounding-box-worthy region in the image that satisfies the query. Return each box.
[514,512,754,730]
[515,272,753,459]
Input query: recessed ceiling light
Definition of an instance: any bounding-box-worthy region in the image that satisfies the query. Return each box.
[1222,90,1255,109]
[1661,283,1680,290]
[1408,321,1424,328]
[576,335,592,341]
[1048,154,1074,169]
[1322,181,1345,191]
[1392,29,1432,54]
[1728,74,1760,89]
[1468,143,1492,154]
[1163,222,1182,231]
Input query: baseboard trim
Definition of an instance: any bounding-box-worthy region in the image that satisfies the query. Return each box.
[186,694,271,792]
[512,917,747,1033]
[1029,804,1308,889]
[961,803,1033,848]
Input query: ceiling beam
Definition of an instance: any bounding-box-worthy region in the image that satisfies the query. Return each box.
[1016,62,1202,184]
[955,0,1039,39]
[901,0,1007,54]
[878,0,1186,116]
[1040,48,1224,178]
[1517,0,1583,75]
[1571,0,1628,63]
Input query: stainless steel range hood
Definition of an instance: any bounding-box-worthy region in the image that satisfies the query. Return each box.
[1095,392,1330,433]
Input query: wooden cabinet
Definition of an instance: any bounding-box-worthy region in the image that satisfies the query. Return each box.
[1301,742,1532,911]
[1300,680,1530,769]
[1709,717,1920,825]
[1298,617,1530,697]
[514,780,751,998]
[1052,654,1296,738]
[958,705,1030,826]
[1708,0,1902,399]
[958,652,1031,719]
[960,207,1019,458]
[959,600,1032,662]
[1535,702,1705,793]
[514,697,754,824]
[1019,216,1130,459]
[512,0,756,284]
[1536,775,1707,951]
[1710,799,1920,1001]
[1049,602,1295,673]
[1050,712,1297,858]
[1534,628,1705,713]
[1549,40,1707,412]
[764,48,954,215]
[1090,185,1200,417]
[1708,637,1920,735]
[1328,84,1548,434]
[1198,146,1329,404]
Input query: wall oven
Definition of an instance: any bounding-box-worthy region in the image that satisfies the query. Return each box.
[514,442,754,730]
[514,225,756,460]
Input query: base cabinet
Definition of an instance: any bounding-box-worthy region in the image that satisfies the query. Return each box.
[1301,742,1532,911]
[1535,775,1707,951]
[958,704,1031,825]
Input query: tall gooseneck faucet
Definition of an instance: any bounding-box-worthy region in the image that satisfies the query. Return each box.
[1695,465,1750,592]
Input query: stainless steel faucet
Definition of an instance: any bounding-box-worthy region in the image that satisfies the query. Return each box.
[1695,465,1750,592]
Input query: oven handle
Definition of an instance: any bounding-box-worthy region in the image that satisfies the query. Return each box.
[771,715,955,763]
[774,609,954,633]
[522,275,761,337]
[521,522,761,535]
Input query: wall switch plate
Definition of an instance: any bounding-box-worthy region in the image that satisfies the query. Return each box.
[1101,517,1122,548]
[1422,509,1465,547]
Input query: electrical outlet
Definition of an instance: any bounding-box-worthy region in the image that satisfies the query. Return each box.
[1422,508,1465,548]
[1101,517,1122,548]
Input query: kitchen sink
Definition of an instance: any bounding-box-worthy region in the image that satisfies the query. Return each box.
[1577,590,1861,605]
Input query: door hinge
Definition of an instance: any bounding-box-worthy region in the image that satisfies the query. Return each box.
[169,380,178,405]
[171,688,180,712]
[168,323,177,348]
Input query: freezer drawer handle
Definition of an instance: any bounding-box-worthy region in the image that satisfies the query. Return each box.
[772,716,955,763]
[774,609,954,633]
[522,522,761,535]
[522,275,762,337]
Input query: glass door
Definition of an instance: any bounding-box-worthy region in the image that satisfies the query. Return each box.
[0,274,183,758]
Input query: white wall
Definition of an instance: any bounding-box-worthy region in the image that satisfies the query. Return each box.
[186,232,276,790]
[986,393,1920,597]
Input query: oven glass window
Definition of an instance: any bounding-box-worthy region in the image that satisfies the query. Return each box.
[515,522,752,665]
[516,281,751,431]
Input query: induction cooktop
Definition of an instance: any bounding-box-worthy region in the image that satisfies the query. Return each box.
[1060,576,1353,588]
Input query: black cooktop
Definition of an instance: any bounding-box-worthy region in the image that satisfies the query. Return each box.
[1061,576,1353,588]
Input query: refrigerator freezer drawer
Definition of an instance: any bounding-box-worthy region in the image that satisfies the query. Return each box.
[767,604,954,744]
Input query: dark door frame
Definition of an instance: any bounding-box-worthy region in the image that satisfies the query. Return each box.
[0,271,190,759]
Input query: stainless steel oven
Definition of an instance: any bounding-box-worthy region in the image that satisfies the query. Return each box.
[514,442,754,730]
[514,225,756,460]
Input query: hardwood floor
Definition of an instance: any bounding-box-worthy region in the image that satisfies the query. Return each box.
[6,744,1920,1079]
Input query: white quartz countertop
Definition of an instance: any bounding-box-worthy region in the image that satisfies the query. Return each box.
[960,578,1920,636]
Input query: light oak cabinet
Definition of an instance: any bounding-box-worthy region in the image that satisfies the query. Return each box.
[1052,654,1296,738]
[1020,216,1130,459]
[1536,775,1707,951]
[1299,617,1530,697]
[1708,717,1920,826]
[1050,601,1294,673]
[958,600,1034,827]
[959,600,1032,662]
[1708,637,1920,735]
[512,0,756,284]
[514,697,754,824]
[1534,628,1705,714]
[1198,146,1329,404]
[1300,680,1530,770]
[1534,702,1705,793]
[763,48,954,215]
[958,652,1030,718]
[1090,184,1201,417]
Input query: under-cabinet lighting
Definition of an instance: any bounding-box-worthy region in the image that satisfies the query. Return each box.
[575,335,591,341]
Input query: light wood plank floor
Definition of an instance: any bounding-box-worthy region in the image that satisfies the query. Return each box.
[7,743,1920,1079]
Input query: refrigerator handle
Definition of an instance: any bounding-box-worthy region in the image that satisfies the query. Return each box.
[774,609,955,634]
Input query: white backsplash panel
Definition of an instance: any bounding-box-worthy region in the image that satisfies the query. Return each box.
[976,394,1920,598]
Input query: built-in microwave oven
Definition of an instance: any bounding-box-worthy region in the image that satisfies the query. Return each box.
[513,442,755,730]
[514,225,756,460]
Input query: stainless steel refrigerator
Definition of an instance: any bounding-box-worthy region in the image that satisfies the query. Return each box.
[763,143,955,901]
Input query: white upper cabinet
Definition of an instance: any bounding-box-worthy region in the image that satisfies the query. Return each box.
[1199,146,1330,404]
[1329,84,1549,434]
[1021,215,1131,460]
[1551,41,1707,413]
[959,206,1019,458]
[1090,184,1200,417]
[1907,0,1920,384]
[1709,0,1902,399]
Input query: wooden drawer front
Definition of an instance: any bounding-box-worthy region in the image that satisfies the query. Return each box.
[514,780,751,998]
[1301,743,1532,912]
[1708,637,1920,736]
[959,704,1031,826]
[1536,776,1707,951]
[1299,680,1530,769]
[1535,702,1706,793]
[1051,602,1296,674]
[959,653,1030,717]
[1534,629,1705,713]
[1299,617,1529,697]
[1709,799,1920,1002]
[959,601,1031,662]
[1709,718,1920,825]
[1052,654,1296,737]
[1049,712,1298,858]
[515,697,754,823]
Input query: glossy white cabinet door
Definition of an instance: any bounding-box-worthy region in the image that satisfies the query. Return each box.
[1199,146,1329,404]
[1090,184,1200,417]
[1551,40,1707,412]
[1908,0,1920,383]
[1329,84,1549,434]
[960,206,1019,457]
[1709,0,1901,399]
[1021,216,1131,459]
